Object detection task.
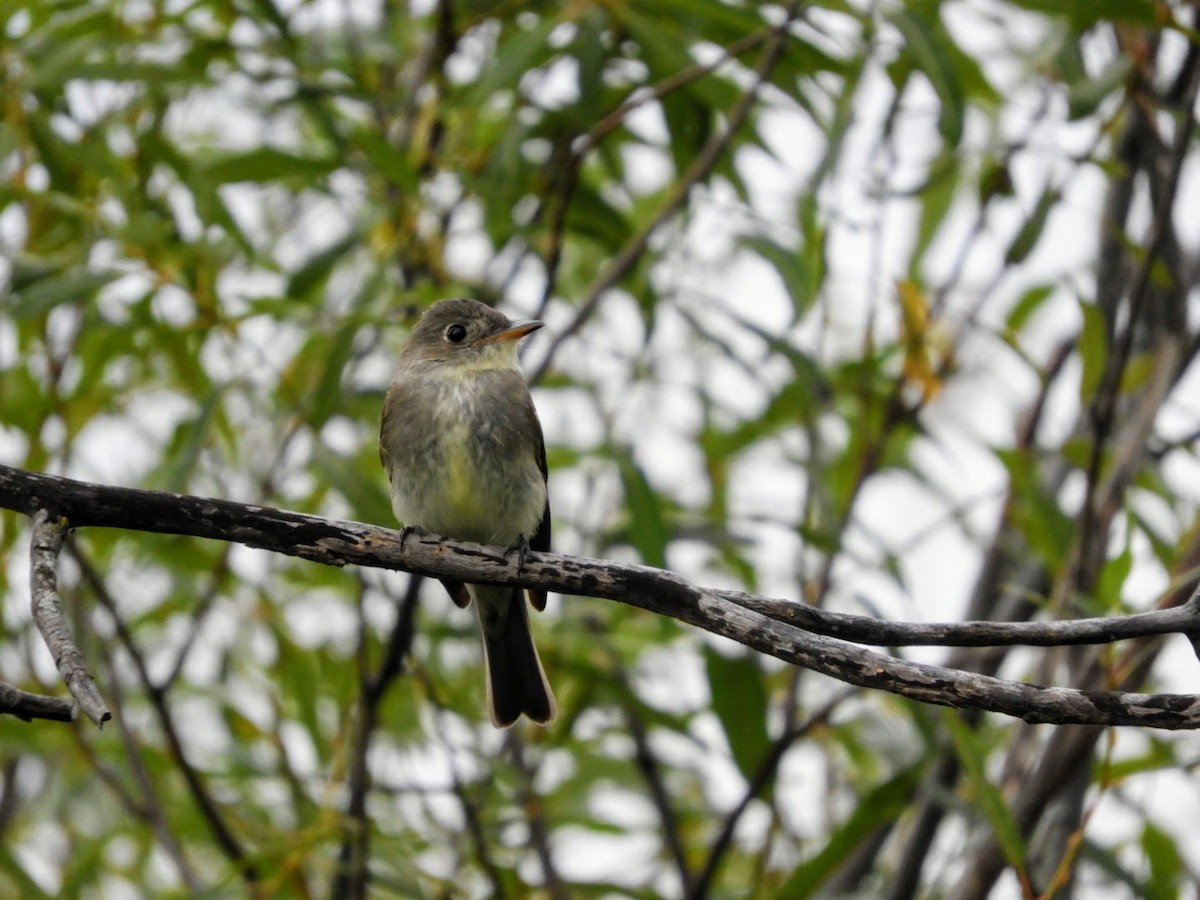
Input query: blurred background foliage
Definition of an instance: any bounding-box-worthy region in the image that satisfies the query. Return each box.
[3,0,1200,897]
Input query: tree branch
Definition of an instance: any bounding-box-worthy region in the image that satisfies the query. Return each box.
[3,464,1200,730]
[0,682,74,723]
[28,509,110,727]
[732,587,1200,649]
[595,619,693,894]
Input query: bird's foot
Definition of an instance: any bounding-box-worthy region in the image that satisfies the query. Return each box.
[506,535,532,572]
[399,524,426,550]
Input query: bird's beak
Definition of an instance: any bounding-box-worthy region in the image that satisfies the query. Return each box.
[483,320,544,344]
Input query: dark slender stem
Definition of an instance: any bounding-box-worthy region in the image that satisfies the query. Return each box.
[597,621,693,893]
[333,574,422,900]
[71,629,204,891]
[531,1,807,383]
[507,732,568,900]
[71,540,262,889]
[1076,20,1200,585]
[533,13,793,322]
[689,690,854,899]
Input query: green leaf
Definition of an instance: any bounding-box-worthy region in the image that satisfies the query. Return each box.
[704,647,771,785]
[282,319,361,429]
[977,155,1015,204]
[155,387,227,493]
[1077,298,1109,404]
[890,6,965,145]
[350,126,419,193]
[943,711,1027,873]
[741,235,816,315]
[1142,822,1185,900]
[565,181,633,254]
[614,450,671,569]
[644,0,766,45]
[1004,189,1060,265]
[199,147,339,185]
[312,443,396,527]
[0,845,54,899]
[1093,541,1132,613]
[994,446,1074,566]
[9,269,119,317]
[1067,55,1133,120]
[1005,284,1055,337]
[1103,735,1178,782]
[287,233,360,302]
[659,88,715,173]
[912,159,960,270]
[465,18,559,107]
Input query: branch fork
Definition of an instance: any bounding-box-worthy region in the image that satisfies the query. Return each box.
[3,464,1200,730]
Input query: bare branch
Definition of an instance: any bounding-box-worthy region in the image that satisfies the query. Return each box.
[0,682,75,723]
[4,465,1200,729]
[689,689,854,899]
[730,586,1200,650]
[532,7,795,323]
[28,509,110,727]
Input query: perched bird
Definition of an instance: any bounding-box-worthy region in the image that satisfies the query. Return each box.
[380,298,555,727]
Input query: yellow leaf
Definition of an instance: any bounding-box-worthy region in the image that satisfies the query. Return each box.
[896,279,945,402]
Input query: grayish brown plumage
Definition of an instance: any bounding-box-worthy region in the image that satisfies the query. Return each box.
[380,298,554,726]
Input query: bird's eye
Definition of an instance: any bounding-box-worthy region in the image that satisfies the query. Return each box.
[445,324,468,343]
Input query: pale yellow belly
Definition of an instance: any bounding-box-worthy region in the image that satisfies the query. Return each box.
[389,414,545,547]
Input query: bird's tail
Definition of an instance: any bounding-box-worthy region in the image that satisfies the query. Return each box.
[472,585,556,727]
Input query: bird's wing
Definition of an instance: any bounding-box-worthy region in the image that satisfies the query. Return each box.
[527,391,551,612]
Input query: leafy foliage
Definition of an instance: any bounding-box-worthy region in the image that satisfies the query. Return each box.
[2,1,1200,897]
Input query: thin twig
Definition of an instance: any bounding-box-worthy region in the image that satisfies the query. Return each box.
[67,641,204,892]
[530,1,807,382]
[29,509,110,726]
[0,758,21,839]
[689,689,855,899]
[333,573,423,900]
[507,731,568,900]
[596,619,693,894]
[533,10,794,321]
[726,582,1200,649]
[1076,18,1200,585]
[71,540,261,889]
[415,680,508,897]
[0,682,74,723]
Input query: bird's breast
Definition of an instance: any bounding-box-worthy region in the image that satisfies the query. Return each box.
[386,371,545,546]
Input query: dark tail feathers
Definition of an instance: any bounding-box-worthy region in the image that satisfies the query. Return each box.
[478,587,556,727]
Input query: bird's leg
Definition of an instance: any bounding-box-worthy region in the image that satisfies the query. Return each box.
[508,535,548,611]
[507,534,532,573]
[398,524,426,550]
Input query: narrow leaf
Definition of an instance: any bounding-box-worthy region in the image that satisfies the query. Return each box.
[704,647,771,785]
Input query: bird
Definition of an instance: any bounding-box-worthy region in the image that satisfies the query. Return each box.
[380,298,555,727]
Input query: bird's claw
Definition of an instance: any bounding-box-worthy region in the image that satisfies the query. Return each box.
[507,535,532,572]
[399,524,425,550]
